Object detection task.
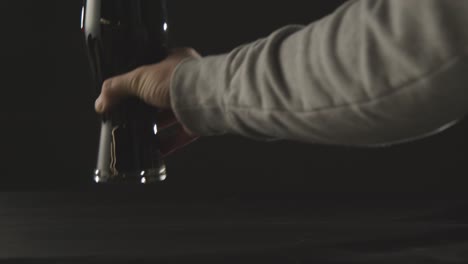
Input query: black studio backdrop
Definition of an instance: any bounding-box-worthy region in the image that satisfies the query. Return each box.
[1,0,468,197]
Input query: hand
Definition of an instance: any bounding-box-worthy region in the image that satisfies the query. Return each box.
[94,47,202,158]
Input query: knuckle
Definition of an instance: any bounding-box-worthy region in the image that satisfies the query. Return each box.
[171,47,197,57]
[184,47,196,54]
[183,47,201,58]
[102,79,113,94]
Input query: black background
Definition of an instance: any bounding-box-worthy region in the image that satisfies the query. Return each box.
[1,0,468,196]
[1,0,468,261]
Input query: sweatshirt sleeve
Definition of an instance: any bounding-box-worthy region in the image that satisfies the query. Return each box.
[169,0,468,146]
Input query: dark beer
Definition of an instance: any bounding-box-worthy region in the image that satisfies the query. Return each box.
[82,0,169,184]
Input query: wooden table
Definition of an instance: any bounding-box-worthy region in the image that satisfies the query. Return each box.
[1,192,467,262]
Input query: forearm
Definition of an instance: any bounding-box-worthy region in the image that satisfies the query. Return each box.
[170,0,468,145]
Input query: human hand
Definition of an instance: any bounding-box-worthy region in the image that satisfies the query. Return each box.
[94,47,201,158]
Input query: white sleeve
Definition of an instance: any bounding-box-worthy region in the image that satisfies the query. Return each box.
[170,0,468,146]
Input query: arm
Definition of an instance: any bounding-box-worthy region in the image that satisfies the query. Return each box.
[170,0,468,146]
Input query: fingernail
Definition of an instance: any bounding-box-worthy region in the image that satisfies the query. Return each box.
[95,97,103,113]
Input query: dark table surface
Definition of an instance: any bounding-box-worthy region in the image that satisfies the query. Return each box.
[1,192,468,263]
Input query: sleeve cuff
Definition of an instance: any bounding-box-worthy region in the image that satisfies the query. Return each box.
[169,56,229,136]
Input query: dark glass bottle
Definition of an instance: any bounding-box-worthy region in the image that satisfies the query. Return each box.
[82,0,169,184]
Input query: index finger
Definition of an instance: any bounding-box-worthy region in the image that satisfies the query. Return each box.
[95,70,139,113]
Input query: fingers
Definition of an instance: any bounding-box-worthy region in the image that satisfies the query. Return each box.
[95,70,137,113]
[95,47,202,114]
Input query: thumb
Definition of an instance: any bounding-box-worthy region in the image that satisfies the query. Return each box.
[95,71,136,113]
